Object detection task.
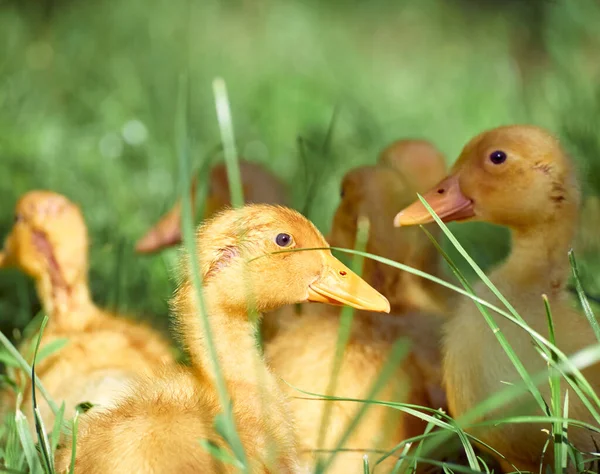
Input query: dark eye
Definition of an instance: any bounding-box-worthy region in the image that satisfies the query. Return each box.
[489,150,507,165]
[14,214,23,223]
[275,233,292,247]
[340,187,345,198]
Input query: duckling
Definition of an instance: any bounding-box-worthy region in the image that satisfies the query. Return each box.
[0,191,174,429]
[135,160,287,254]
[55,204,389,473]
[265,152,451,473]
[395,125,600,471]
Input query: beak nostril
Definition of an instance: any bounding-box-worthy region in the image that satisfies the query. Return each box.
[437,189,445,194]
[339,271,347,276]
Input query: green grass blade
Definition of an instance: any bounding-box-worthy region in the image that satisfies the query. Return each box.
[35,339,68,364]
[543,294,564,474]
[405,418,436,474]
[212,77,244,209]
[14,410,42,474]
[315,215,370,467]
[561,391,570,472]
[0,331,58,415]
[390,444,412,474]
[211,77,278,463]
[198,440,245,469]
[177,74,248,471]
[68,411,81,474]
[50,403,65,454]
[1,413,25,472]
[363,453,370,474]
[30,317,54,473]
[0,467,27,473]
[569,249,600,342]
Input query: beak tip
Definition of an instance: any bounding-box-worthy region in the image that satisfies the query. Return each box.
[393,212,404,227]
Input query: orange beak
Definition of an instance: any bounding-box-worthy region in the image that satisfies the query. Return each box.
[394,174,475,227]
[307,252,390,313]
[135,202,185,254]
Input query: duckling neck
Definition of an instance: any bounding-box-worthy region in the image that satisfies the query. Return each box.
[36,274,98,331]
[178,285,275,389]
[497,214,576,295]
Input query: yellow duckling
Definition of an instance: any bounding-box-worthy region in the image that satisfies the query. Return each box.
[265,143,451,473]
[135,160,287,254]
[55,204,389,473]
[395,125,600,471]
[0,191,174,429]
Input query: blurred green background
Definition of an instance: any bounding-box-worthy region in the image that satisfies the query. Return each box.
[1,0,600,337]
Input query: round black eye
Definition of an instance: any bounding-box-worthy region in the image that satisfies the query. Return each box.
[275,233,292,247]
[14,214,23,223]
[489,150,507,165]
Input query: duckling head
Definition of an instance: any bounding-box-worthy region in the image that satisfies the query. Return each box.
[394,125,580,229]
[0,191,88,289]
[176,204,390,315]
[379,139,447,192]
[330,166,416,260]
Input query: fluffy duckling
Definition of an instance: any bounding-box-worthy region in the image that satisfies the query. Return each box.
[395,125,600,471]
[55,205,389,473]
[265,149,451,473]
[0,191,174,429]
[135,161,287,254]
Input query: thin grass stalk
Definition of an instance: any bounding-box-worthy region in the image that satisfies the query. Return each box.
[561,391,570,472]
[390,444,412,474]
[212,77,279,463]
[50,403,65,454]
[314,215,370,469]
[178,74,248,470]
[68,411,80,474]
[543,295,565,473]
[213,78,244,208]
[569,249,600,342]
[30,316,54,474]
[14,406,42,474]
[0,332,57,415]
[406,420,436,474]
